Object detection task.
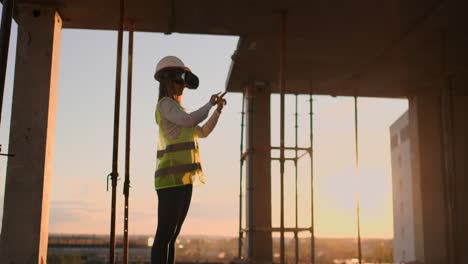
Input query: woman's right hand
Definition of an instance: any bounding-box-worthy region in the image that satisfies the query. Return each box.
[210,92,221,105]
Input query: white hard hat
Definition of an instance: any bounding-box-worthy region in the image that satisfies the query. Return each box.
[154,56,190,81]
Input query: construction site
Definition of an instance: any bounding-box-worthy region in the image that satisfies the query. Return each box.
[0,0,467,264]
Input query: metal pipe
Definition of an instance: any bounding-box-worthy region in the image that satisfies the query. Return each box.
[243,227,311,232]
[123,20,135,264]
[272,157,298,161]
[238,91,246,259]
[109,0,125,262]
[354,96,362,264]
[0,0,14,128]
[309,94,315,264]
[294,94,299,264]
[279,10,287,264]
[246,88,254,259]
[271,146,312,151]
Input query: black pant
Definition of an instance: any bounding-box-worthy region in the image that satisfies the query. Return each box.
[151,184,193,264]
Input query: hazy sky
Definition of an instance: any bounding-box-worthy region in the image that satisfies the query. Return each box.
[0,17,407,239]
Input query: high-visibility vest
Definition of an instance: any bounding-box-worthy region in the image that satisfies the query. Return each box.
[154,97,205,189]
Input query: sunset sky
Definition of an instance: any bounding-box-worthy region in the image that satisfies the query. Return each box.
[0,20,407,239]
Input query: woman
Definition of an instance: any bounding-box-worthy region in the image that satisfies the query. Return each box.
[151,56,227,264]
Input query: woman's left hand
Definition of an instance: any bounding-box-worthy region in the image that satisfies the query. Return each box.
[216,92,227,113]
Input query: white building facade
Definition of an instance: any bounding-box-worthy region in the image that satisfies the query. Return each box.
[390,112,416,263]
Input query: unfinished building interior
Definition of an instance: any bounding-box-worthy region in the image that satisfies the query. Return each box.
[0,0,467,264]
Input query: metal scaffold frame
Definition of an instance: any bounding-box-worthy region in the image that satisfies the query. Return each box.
[237,92,316,264]
[237,10,316,264]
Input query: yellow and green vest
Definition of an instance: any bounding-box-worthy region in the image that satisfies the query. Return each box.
[155,97,205,189]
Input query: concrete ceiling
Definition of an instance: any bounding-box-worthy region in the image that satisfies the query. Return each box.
[13,0,462,97]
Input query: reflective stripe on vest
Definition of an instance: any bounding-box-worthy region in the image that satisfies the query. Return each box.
[157,142,196,159]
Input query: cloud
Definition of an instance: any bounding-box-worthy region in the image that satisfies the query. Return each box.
[49,199,108,233]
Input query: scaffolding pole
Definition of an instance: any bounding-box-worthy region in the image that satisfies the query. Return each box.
[123,20,135,264]
[245,89,254,259]
[294,94,299,264]
[354,96,363,264]
[238,92,246,259]
[109,0,125,262]
[309,94,316,264]
[279,10,287,264]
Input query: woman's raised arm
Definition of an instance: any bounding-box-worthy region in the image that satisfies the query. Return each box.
[159,98,212,127]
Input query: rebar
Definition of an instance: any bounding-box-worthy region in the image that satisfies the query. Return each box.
[123,20,135,264]
[109,0,125,262]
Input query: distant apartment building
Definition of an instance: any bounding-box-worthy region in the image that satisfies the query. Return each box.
[390,111,416,263]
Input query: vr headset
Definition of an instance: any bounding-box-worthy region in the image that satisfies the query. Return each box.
[159,69,199,89]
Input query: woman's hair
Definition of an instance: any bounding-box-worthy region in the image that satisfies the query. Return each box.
[158,78,174,101]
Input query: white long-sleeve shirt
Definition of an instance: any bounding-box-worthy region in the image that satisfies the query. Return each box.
[158,97,221,140]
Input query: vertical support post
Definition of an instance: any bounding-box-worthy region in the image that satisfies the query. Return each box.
[440,29,457,264]
[0,0,14,127]
[409,91,468,264]
[123,20,135,264]
[446,2,468,260]
[238,91,246,259]
[354,96,363,264]
[0,6,62,263]
[294,94,299,264]
[409,93,449,264]
[245,85,272,264]
[110,0,125,262]
[448,95,468,264]
[279,10,287,264]
[309,94,315,264]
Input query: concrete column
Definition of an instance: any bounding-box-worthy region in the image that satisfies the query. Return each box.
[409,93,447,264]
[450,95,468,264]
[245,85,272,264]
[0,6,62,264]
[448,1,468,262]
[409,92,468,264]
